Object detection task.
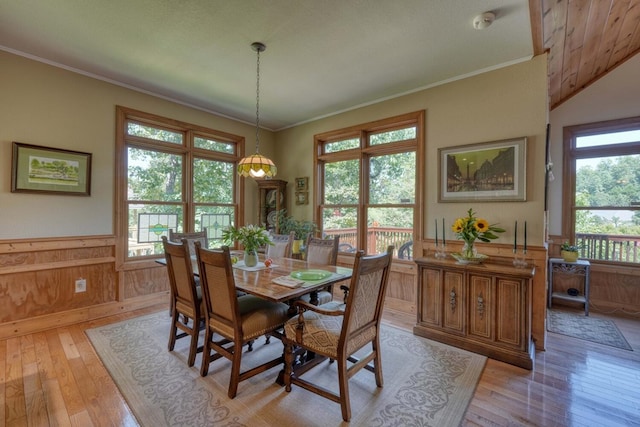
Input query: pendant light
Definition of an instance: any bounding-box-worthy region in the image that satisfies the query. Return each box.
[237,42,277,178]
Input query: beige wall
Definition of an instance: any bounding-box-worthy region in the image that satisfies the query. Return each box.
[276,55,549,247]
[548,52,640,237]
[0,50,275,239]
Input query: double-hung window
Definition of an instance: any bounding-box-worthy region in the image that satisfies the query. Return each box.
[315,111,423,259]
[116,107,243,260]
[563,116,640,263]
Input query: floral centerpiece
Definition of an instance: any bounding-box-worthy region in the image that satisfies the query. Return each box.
[451,208,505,262]
[222,224,272,267]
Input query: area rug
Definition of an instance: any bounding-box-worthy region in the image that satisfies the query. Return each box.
[547,309,633,351]
[86,311,486,427]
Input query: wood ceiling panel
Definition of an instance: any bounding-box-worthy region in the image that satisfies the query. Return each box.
[539,0,640,110]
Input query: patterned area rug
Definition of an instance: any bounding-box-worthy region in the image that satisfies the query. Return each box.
[86,311,486,426]
[547,309,633,351]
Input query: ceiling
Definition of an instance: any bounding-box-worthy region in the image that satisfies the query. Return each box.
[1,1,638,130]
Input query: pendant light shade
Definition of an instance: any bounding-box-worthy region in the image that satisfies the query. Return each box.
[237,42,277,178]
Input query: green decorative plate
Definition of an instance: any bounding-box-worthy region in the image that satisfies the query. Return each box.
[291,269,333,281]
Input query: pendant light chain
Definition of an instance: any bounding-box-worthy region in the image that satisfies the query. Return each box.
[255,45,261,153]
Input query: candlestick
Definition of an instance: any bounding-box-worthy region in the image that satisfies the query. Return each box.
[442,218,446,246]
[514,221,517,252]
[524,221,527,252]
[435,219,438,246]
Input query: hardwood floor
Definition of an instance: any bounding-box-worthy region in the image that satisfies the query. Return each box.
[1,304,639,426]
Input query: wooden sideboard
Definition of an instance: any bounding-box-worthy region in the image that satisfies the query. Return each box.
[413,257,535,369]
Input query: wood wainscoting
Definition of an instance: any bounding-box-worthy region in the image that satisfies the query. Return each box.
[0,236,169,339]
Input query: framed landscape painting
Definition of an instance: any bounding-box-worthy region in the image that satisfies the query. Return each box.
[439,137,526,202]
[11,142,92,196]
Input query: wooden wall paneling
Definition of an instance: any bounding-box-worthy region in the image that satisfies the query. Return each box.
[384,262,417,315]
[0,236,168,339]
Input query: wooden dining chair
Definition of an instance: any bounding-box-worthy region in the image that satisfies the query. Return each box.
[265,231,295,259]
[283,246,394,422]
[301,235,340,305]
[194,242,290,398]
[169,228,208,256]
[161,236,204,367]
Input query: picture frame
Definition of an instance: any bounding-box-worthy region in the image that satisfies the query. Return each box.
[439,137,526,202]
[295,191,309,205]
[11,142,92,196]
[295,176,309,191]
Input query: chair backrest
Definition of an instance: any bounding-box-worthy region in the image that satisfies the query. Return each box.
[162,236,200,312]
[266,231,295,258]
[340,246,394,353]
[169,228,208,257]
[194,243,241,339]
[305,235,340,265]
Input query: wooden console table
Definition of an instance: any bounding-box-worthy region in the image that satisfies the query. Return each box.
[413,257,535,370]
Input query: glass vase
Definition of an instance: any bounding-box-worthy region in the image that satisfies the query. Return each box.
[462,241,477,259]
[244,249,259,267]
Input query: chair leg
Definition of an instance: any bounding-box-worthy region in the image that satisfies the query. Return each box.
[168,312,178,351]
[337,358,351,422]
[373,338,383,387]
[284,342,294,392]
[228,339,243,398]
[187,325,199,367]
[200,328,211,377]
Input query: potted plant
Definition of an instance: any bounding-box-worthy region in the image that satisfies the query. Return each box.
[276,210,317,254]
[560,241,582,262]
[222,224,272,267]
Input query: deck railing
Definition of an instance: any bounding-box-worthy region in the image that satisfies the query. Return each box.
[323,226,413,259]
[576,233,640,263]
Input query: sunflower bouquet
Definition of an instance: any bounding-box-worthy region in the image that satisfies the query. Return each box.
[452,208,505,259]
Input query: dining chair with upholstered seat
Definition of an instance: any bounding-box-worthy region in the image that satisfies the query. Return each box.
[283,246,394,422]
[265,231,295,259]
[161,236,204,367]
[194,242,290,398]
[301,235,340,305]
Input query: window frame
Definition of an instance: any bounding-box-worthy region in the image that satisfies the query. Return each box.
[115,106,245,264]
[314,111,424,259]
[562,115,640,263]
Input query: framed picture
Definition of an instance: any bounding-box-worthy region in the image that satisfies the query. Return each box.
[11,142,92,196]
[439,137,526,202]
[295,176,308,191]
[295,191,309,205]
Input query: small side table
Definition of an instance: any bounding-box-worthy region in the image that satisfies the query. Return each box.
[548,258,591,315]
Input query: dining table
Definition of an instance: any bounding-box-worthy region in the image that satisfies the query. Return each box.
[157,253,352,306]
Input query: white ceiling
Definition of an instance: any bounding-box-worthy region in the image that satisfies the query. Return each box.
[0,0,533,130]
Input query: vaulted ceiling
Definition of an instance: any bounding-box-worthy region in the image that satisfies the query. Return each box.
[538,0,640,110]
[1,1,639,129]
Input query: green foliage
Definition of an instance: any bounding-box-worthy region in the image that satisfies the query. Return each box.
[222,225,272,252]
[560,241,583,252]
[276,210,317,240]
[451,208,505,244]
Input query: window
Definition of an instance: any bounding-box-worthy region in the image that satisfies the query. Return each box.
[563,116,640,263]
[116,107,244,259]
[315,111,424,259]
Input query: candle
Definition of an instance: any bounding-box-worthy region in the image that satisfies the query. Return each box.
[514,221,517,252]
[442,218,446,246]
[435,219,438,246]
[524,221,527,252]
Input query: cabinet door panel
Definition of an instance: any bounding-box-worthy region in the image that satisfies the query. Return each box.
[443,271,464,333]
[469,274,492,340]
[495,277,524,349]
[419,268,441,326]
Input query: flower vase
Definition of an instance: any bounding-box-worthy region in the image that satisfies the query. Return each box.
[244,249,259,267]
[462,241,477,259]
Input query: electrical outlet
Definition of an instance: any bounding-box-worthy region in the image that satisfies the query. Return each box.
[75,278,87,293]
